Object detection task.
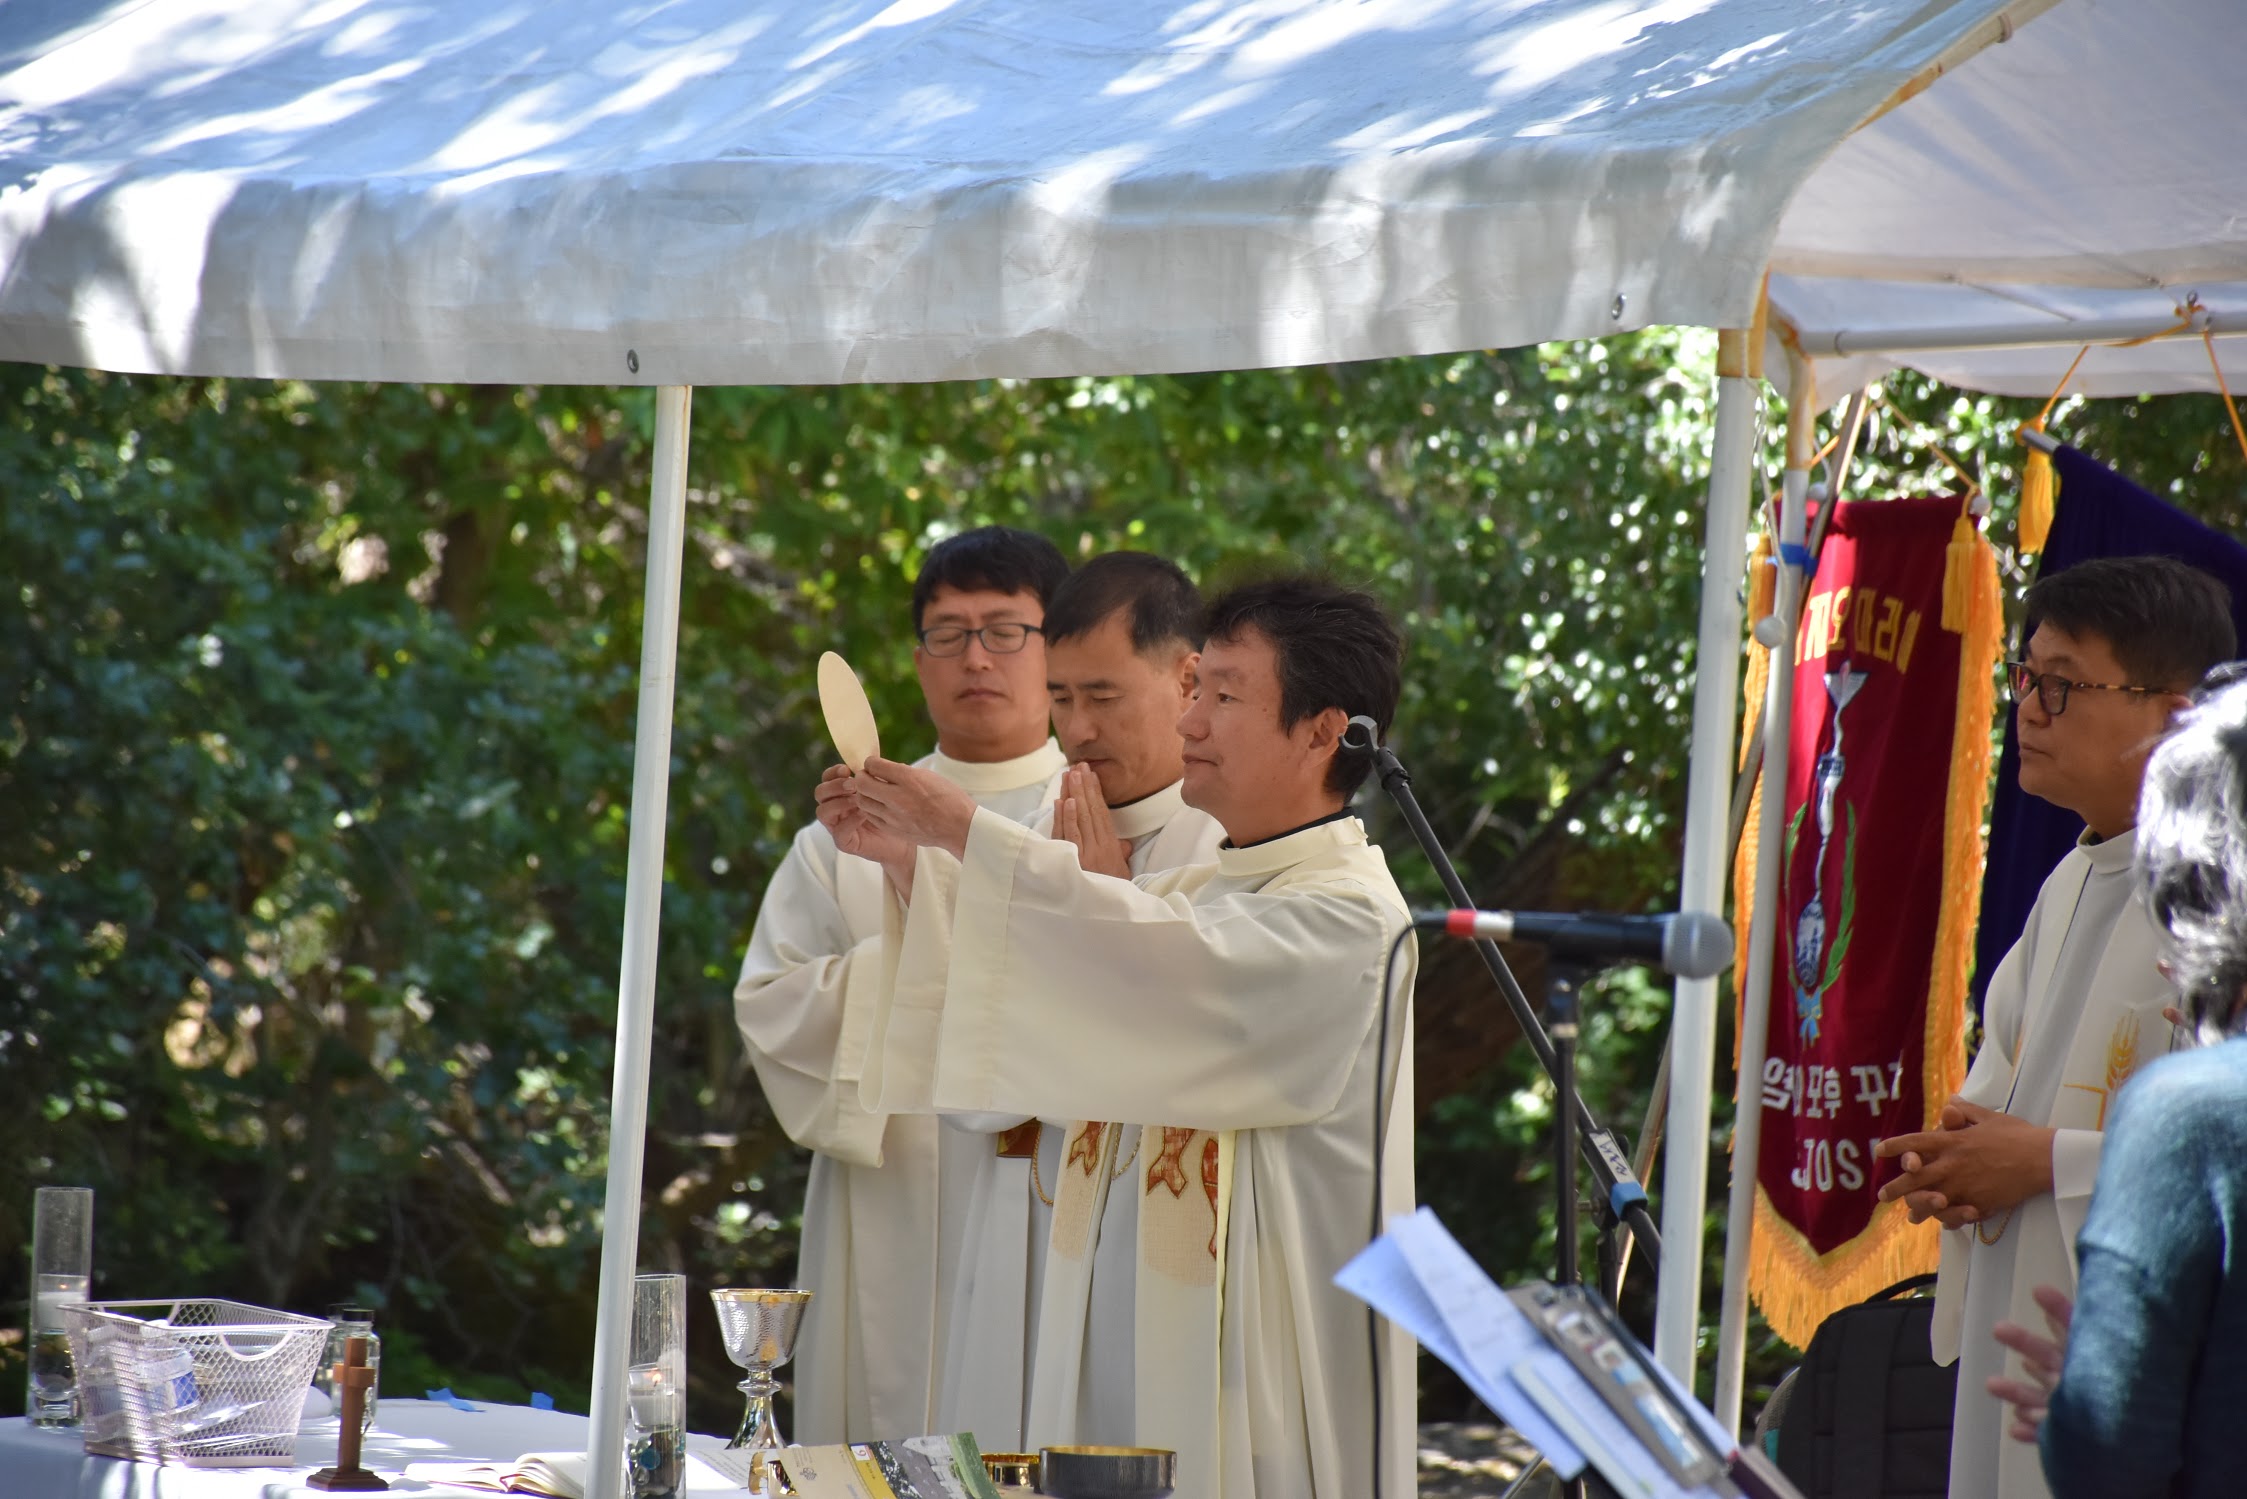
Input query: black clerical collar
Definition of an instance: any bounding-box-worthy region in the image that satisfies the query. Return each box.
[1223,806,1353,850]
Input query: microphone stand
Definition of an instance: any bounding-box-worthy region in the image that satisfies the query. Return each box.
[1364,736,1660,1294]
[1550,959,1584,1290]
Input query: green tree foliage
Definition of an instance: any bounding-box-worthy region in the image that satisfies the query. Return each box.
[3,343,2240,1432]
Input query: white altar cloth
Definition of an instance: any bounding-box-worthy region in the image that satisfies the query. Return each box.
[0,1398,741,1498]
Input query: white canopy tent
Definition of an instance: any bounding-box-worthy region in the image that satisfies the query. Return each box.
[4,0,2241,1484]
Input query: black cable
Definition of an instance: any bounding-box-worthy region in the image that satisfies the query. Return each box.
[1356,728,1660,1262]
[1369,917,1416,1499]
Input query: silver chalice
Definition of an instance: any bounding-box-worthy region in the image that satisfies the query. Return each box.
[709,1288,812,1466]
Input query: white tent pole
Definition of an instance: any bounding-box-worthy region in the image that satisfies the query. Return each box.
[584,384,695,1499]
[1654,330,1758,1387]
[1795,306,2247,358]
[1713,352,1815,1433]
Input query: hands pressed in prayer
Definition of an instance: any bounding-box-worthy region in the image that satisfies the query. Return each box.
[853,756,980,860]
[815,764,920,893]
[1873,1096,2056,1227]
[1053,763,1134,879]
[1988,1284,2073,1444]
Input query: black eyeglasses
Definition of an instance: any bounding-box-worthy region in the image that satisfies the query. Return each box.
[2005,661,2169,717]
[917,622,1043,658]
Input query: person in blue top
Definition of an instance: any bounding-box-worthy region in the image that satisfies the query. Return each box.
[1989,663,2247,1499]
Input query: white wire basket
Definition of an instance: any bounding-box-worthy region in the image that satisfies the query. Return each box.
[61,1298,333,1467]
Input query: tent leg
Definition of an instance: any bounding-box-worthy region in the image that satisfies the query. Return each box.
[1712,355,1815,1433]
[584,385,695,1499]
[1653,336,1756,1388]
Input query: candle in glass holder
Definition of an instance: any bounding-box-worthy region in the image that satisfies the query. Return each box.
[626,1275,686,1498]
[28,1187,94,1430]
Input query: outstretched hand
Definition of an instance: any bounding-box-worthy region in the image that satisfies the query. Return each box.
[1988,1284,2073,1444]
[1874,1096,2055,1227]
[853,756,979,859]
[1053,764,1134,879]
[814,764,919,892]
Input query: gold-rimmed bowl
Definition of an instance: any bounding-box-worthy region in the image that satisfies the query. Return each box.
[1036,1445,1176,1498]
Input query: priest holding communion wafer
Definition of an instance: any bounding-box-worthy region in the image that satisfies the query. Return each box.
[733,525,1069,1444]
[930,551,1225,1455]
[821,577,1418,1499]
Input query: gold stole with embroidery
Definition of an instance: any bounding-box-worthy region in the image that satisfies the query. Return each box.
[1045,1119,1232,1496]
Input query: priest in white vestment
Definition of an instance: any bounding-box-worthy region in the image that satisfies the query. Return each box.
[733,526,1069,1443]
[933,553,1225,1453]
[828,577,1418,1499]
[1875,558,2235,1499]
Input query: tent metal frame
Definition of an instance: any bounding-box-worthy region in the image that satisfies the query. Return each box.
[1793,304,2247,358]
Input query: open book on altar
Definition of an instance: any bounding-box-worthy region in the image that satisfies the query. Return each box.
[1336,1207,1807,1499]
[406,1447,743,1497]
[404,1450,594,1497]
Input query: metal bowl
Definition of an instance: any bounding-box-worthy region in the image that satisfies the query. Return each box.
[982,1450,1041,1489]
[1036,1445,1176,1499]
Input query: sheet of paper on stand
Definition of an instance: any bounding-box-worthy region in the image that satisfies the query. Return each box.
[1512,1351,1728,1499]
[1336,1207,1756,1499]
[1510,1282,1735,1485]
[1332,1217,1586,1479]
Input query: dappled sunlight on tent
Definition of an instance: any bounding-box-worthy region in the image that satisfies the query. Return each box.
[0,0,2043,384]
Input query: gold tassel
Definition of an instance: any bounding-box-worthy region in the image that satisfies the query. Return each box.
[1941,507,1980,633]
[2017,345,2089,557]
[2017,422,2055,555]
[1746,528,1776,632]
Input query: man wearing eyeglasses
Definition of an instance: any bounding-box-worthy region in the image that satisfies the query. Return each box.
[734,525,1070,1445]
[934,550,1226,1455]
[1874,555,2236,1499]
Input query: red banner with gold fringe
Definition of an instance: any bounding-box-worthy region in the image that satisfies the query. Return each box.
[1732,494,2000,1349]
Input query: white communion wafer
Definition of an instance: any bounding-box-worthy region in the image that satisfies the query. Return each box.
[817,651,880,771]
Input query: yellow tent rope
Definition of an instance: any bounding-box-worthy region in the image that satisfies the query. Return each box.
[2203,329,2247,467]
[1868,389,1982,503]
[2017,304,2209,553]
[1738,502,2001,1350]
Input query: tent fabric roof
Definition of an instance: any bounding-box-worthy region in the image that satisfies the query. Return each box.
[0,0,2032,387]
[1768,0,2247,401]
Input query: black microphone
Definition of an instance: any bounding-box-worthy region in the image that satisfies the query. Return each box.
[1415,907,1734,979]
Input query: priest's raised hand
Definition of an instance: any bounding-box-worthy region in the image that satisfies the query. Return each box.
[852,754,980,859]
[813,763,918,894]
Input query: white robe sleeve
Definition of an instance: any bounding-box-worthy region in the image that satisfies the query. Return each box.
[2051,1128,2103,1222]
[733,822,892,1167]
[866,807,1404,1131]
[1933,907,2035,1365]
